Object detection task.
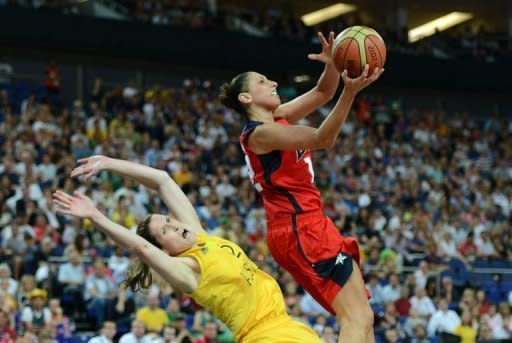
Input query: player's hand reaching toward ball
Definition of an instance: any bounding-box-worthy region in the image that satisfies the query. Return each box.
[342,64,384,95]
[308,31,336,65]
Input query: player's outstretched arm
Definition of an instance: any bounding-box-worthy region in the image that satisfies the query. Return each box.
[71,156,204,234]
[248,65,384,154]
[275,32,340,124]
[53,190,199,292]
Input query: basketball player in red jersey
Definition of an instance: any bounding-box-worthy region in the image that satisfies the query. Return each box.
[219,31,384,343]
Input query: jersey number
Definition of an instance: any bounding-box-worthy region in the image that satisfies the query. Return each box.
[244,155,263,192]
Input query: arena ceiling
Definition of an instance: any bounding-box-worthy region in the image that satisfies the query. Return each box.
[220,0,510,33]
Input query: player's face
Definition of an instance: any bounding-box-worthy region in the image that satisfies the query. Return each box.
[149,214,197,255]
[245,72,281,111]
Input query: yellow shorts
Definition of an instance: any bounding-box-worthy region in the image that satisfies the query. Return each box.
[240,317,323,343]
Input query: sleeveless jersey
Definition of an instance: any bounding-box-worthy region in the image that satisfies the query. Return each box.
[240,118,322,221]
[178,234,288,341]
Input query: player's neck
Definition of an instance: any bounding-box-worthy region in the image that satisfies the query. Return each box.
[248,107,275,123]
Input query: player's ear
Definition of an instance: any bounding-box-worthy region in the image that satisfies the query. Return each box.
[238,92,252,105]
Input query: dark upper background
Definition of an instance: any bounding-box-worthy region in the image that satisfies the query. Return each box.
[0,0,511,110]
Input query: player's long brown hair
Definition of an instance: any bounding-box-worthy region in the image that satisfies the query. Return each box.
[219,72,251,118]
[124,215,159,292]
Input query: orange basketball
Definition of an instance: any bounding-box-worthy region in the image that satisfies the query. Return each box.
[332,26,386,77]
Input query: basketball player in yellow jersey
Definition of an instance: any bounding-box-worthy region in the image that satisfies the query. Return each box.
[53,155,322,343]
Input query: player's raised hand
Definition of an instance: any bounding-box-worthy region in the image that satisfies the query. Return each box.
[53,190,97,219]
[308,31,336,65]
[342,64,384,94]
[70,155,109,181]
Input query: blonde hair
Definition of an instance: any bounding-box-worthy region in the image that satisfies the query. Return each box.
[124,215,160,292]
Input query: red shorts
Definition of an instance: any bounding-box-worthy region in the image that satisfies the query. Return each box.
[266,210,367,316]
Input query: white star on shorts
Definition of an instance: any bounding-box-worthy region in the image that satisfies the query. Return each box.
[335,253,347,265]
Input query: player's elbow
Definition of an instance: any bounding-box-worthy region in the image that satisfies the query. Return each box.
[157,170,171,185]
[323,137,336,149]
[311,132,335,150]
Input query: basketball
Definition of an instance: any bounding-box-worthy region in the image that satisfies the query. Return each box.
[332,26,386,77]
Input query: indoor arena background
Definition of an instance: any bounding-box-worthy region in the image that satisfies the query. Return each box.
[0,0,511,342]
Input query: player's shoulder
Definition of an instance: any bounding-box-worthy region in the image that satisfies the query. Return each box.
[241,120,264,136]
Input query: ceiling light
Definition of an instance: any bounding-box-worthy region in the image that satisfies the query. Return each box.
[301,3,356,26]
[409,12,473,43]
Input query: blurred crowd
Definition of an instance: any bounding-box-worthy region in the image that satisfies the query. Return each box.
[0,66,512,343]
[1,0,511,62]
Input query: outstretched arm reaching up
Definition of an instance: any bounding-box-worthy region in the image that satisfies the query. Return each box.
[70,156,204,234]
[249,65,384,154]
[53,190,199,292]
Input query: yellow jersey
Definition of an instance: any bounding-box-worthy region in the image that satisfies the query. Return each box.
[179,234,290,341]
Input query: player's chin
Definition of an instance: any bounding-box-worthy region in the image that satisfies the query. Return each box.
[270,101,281,111]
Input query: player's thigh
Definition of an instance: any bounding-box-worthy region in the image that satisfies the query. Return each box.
[330,260,373,324]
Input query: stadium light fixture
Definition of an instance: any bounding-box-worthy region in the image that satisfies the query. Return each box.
[301,3,357,26]
[408,12,473,43]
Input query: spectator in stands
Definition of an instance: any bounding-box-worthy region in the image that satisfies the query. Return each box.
[457,232,478,261]
[0,310,15,342]
[136,294,168,334]
[119,320,147,343]
[321,326,336,343]
[475,289,489,316]
[89,320,117,343]
[383,326,400,343]
[166,298,185,327]
[193,320,218,343]
[85,257,116,329]
[438,232,461,260]
[476,230,499,258]
[378,302,401,333]
[22,288,51,335]
[172,315,193,343]
[453,311,477,343]
[413,261,429,290]
[497,301,512,339]
[403,308,427,338]
[410,324,429,343]
[477,322,494,342]
[108,246,130,285]
[47,298,71,341]
[394,286,411,317]
[410,287,435,319]
[0,264,17,297]
[112,282,136,330]
[16,274,36,307]
[44,59,60,97]
[381,273,401,303]
[57,249,85,317]
[439,275,461,305]
[1,226,25,283]
[366,273,385,306]
[427,298,461,338]
[458,288,477,316]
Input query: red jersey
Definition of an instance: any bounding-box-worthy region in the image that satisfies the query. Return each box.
[240,118,322,221]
